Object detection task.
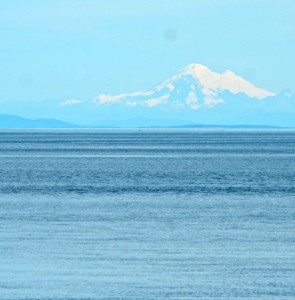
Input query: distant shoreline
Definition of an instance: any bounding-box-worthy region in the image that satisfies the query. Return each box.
[0,114,293,130]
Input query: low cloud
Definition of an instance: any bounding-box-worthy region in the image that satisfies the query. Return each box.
[59,99,83,107]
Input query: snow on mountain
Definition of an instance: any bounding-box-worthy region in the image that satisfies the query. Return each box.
[182,64,274,99]
[92,64,275,110]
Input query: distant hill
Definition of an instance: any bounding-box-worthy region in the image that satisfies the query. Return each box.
[171,124,283,129]
[0,115,79,128]
[0,114,288,129]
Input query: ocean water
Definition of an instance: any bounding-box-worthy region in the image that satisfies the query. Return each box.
[0,129,294,299]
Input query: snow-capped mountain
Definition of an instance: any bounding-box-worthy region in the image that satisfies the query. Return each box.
[92,64,275,110]
[1,63,294,127]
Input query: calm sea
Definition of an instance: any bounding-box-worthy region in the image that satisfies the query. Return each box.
[0,129,294,299]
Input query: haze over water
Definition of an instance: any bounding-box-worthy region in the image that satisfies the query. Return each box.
[0,130,295,299]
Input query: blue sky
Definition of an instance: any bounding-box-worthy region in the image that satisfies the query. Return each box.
[0,0,294,103]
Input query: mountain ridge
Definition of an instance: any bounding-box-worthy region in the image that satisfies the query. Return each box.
[92,63,275,110]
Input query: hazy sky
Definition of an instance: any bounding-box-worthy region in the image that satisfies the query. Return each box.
[1,0,294,103]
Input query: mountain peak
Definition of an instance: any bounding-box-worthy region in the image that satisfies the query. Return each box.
[183,63,211,74]
[180,63,274,100]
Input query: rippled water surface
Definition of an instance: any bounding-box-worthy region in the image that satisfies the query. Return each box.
[0,130,294,299]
